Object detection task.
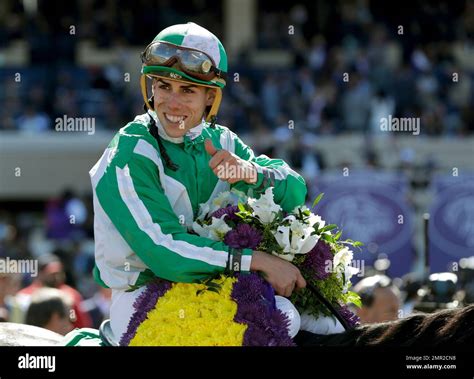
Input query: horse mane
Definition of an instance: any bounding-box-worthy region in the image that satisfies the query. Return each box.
[296,305,474,347]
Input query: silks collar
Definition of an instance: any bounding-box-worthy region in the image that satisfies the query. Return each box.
[149,110,205,144]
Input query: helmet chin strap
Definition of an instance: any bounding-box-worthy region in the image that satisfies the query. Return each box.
[206,88,221,125]
[140,74,222,126]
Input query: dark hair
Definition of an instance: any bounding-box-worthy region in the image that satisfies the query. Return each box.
[295,305,474,347]
[38,254,61,272]
[25,289,70,328]
[147,110,180,171]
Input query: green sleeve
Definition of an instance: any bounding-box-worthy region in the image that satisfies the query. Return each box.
[95,141,253,283]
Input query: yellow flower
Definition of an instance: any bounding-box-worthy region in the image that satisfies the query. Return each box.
[129,276,246,346]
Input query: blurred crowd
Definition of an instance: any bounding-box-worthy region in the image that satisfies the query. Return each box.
[0,0,473,335]
[0,189,109,334]
[0,0,472,136]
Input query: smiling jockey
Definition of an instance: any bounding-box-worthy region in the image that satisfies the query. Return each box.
[87,22,307,340]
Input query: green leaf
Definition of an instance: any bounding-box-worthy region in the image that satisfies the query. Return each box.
[312,193,324,209]
[334,230,343,241]
[319,224,337,233]
[321,233,333,242]
[345,291,362,308]
[353,241,364,247]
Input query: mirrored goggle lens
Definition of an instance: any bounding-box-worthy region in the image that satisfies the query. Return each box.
[143,42,214,74]
[178,50,213,74]
[144,43,178,64]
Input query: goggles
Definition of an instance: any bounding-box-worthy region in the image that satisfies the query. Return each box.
[141,41,227,83]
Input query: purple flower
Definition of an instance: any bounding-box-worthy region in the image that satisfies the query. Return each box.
[224,224,262,250]
[231,272,275,308]
[338,304,360,329]
[232,273,295,346]
[211,205,240,222]
[303,239,333,280]
[119,280,172,346]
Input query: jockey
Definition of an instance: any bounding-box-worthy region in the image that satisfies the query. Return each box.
[89,22,307,340]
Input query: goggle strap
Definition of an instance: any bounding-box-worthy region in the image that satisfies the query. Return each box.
[211,66,227,81]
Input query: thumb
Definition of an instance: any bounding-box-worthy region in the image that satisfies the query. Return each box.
[204,139,218,156]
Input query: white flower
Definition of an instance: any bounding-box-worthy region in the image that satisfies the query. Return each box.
[273,225,291,255]
[272,218,320,260]
[209,216,232,240]
[196,202,211,221]
[290,218,308,238]
[333,247,353,268]
[248,187,282,224]
[213,189,248,209]
[210,191,233,212]
[291,205,326,228]
[192,215,231,241]
[342,265,360,292]
[333,247,359,292]
[308,213,325,229]
[195,189,248,222]
[192,221,210,239]
[289,218,320,255]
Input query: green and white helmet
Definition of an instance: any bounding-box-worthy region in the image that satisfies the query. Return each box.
[140,22,228,122]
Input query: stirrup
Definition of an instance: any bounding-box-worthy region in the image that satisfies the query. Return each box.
[99,320,118,346]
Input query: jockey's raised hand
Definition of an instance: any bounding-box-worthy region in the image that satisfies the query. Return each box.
[250,250,306,297]
[205,139,257,184]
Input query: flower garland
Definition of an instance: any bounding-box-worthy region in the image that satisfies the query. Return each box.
[121,274,294,346]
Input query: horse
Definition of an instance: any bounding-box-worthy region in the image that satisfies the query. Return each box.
[1,305,473,347]
[294,304,474,347]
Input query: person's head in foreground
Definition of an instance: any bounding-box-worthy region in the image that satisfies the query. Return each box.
[25,288,73,335]
[140,22,227,137]
[354,274,401,323]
